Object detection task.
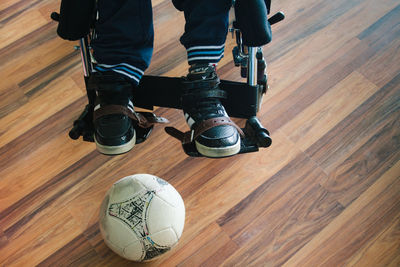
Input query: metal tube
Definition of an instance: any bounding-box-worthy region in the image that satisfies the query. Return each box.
[247,46,257,86]
[79,38,90,77]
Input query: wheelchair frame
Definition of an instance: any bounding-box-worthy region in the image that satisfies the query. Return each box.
[54,2,284,157]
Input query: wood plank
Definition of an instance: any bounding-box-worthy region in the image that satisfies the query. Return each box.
[61,128,300,264]
[258,0,399,134]
[160,222,239,267]
[1,40,80,97]
[0,208,83,267]
[38,1,61,22]
[159,223,224,266]
[199,239,239,267]
[59,113,191,231]
[262,47,359,133]
[282,160,400,267]
[178,130,302,242]
[0,96,85,175]
[264,0,398,96]
[219,153,343,266]
[0,76,83,148]
[0,83,27,118]
[306,72,400,174]
[359,38,400,87]
[260,36,390,133]
[166,154,242,200]
[321,108,400,207]
[177,227,235,267]
[0,0,43,23]
[0,0,24,12]
[265,0,373,63]
[0,229,8,249]
[0,150,107,236]
[0,0,399,265]
[0,8,48,50]
[37,234,99,267]
[345,214,400,267]
[357,4,400,46]
[281,71,378,151]
[0,125,94,217]
[148,0,186,75]
[387,254,400,267]
[357,5,400,87]
[0,22,58,70]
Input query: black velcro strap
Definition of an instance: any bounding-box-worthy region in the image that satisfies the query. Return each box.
[87,72,132,91]
[182,78,220,91]
[183,89,227,101]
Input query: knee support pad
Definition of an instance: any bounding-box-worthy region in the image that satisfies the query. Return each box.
[54,0,96,41]
[234,0,272,46]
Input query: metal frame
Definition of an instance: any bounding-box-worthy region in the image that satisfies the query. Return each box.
[63,4,285,156]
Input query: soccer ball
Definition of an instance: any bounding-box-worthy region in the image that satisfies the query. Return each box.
[99,174,185,262]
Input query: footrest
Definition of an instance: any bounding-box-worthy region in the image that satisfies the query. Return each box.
[68,104,158,145]
[165,116,271,158]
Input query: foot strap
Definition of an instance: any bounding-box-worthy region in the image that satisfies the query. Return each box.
[165,116,244,144]
[93,105,169,128]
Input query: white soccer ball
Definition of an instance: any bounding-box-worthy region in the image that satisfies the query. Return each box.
[99,174,185,262]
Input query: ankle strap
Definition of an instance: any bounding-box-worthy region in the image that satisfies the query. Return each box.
[182,76,220,91]
[166,116,245,145]
[182,88,227,102]
[93,105,169,128]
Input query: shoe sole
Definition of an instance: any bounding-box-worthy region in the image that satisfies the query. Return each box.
[195,138,241,158]
[94,130,136,155]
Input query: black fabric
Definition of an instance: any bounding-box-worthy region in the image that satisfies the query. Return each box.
[56,0,96,41]
[171,0,184,11]
[173,0,232,48]
[91,0,154,71]
[91,0,231,72]
[265,0,271,15]
[234,0,272,46]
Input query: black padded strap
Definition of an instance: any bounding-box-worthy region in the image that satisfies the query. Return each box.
[182,89,227,101]
[182,78,220,91]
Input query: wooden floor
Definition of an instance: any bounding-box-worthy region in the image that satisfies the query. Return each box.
[1,0,399,266]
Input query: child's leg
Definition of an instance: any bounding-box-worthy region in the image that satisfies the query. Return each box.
[90,0,154,155]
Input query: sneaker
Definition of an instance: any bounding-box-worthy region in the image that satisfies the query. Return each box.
[92,72,136,155]
[182,64,241,158]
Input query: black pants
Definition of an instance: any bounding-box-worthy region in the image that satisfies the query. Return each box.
[91,0,232,85]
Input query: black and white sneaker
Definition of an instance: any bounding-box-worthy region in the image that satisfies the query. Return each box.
[92,72,136,155]
[182,64,241,158]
